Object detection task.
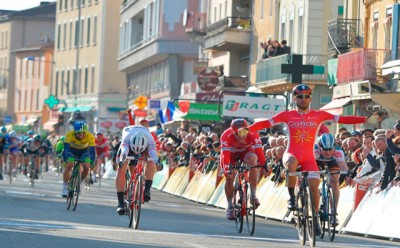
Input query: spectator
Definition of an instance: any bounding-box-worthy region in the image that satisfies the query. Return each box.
[271,40,284,57]
[361,128,374,138]
[156,123,164,136]
[281,40,291,54]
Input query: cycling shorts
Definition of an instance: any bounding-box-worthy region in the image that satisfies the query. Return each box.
[316,159,339,171]
[65,147,91,161]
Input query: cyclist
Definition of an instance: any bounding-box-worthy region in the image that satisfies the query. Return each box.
[6,131,23,178]
[115,125,159,215]
[249,84,366,234]
[0,133,6,180]
[54,136,65,176]
[220,118,268,220]
[61,121,95,197]
[21,135,44,180]
[315,133,348,225]
[94,131,109,182]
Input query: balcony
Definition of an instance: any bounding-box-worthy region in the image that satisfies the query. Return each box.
[256,54,328,86]
[327,18,363,58]
[204,17,252,51]
[337,49,391,84]
[185,12,207,36]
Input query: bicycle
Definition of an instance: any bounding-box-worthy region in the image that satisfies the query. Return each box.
[54,154,64,176]
[122,155,157,229]
[27,153,38,187]
[5,153,13,184]
[66,158,89,211]
[229,161,261,236]
[286,168,318,247]
[318,162,347,241]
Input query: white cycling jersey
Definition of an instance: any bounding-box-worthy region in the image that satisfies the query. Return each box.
[314,144,345,162]
[117,125,157,163]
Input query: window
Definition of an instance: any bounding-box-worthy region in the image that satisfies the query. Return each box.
[84,67,88,93]
[57,24,61,50]
[55,70,59,96]
[78,67,82,94]
[87,17,91,45]
[63,22,67,49]
[280,15,286,41]
[59,0,63,11]
[61,70,64,95]
[91,66,95,93]
[36,89,39,111]
[297,9,304,54]
[69,21,73,49]
[74,19,79,47]
[64,0,68,10]
[66,69,70,95]
[260,0,264,19]
[80,19,84,47]
[93,16,97,44]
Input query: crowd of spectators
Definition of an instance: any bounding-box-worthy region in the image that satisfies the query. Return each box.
[260,38,291,60]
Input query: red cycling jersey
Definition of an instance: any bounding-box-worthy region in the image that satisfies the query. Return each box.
[95,137,109,156]
[220,127,266,173]
[249,109,366,171]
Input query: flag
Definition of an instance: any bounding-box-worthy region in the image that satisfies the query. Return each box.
[158,109,165,124]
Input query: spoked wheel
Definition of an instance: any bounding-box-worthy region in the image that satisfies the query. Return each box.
[233,180,243,233]
[327,189,337,241]
[319,195,327,239]
[295,192,306,245]
[246,185,256,235]
[66,179,74,210]
[306,189,317,247]
[131,175,143,229]
[29,163,35,188]
[127,179,135,227]
[72,175,81,211]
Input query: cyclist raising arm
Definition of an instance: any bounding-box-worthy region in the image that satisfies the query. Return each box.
[220,118,267,220]
[249,84,366,234]
[61,121,95,197]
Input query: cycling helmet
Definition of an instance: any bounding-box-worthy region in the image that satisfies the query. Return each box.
[140,119,149,125]
[1,126,6,132]
[60,136,65,142]
[129,132,148,154]
[33,134,41,142]
[27,130,34,135]
[73,121,87,132]
[96,131,103,136]
[9,130,17,138]
[318,133,335,150]
[231,118,248,135]
[292,84,313,96]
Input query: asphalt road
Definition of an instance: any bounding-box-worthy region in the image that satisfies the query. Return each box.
[0,166,399,248]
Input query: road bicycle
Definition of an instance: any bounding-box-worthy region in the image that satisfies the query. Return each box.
[66,158,88,211]
[122,155,157,229]
[53,154,64,176]
[27,153,38,187]
[229,161,261,235]
[287,169,318,247]
[5,153,14,184]
[317,162,347,241]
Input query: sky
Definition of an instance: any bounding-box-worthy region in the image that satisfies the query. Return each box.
[0,0,56,11]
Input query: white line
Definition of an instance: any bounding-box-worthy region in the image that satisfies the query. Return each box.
[5,191,45,197]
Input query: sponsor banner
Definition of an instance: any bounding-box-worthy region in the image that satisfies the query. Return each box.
[195,92,219,101]
[197,68,220,91]
[183,103,221,121]
[149,99,161,109]
[222,95,285,118]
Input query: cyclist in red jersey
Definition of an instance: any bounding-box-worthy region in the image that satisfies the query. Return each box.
[220,118,268,220]
[95,132,109,182]
[248,84,366,233]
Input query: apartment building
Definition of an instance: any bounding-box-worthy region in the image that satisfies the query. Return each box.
[0,3,56,127]
[118,0,200,123]
[54,0,126,133]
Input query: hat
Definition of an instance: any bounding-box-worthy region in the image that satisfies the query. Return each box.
[361,129,374,135]
[206,143,213,149]
[351,131,361,137]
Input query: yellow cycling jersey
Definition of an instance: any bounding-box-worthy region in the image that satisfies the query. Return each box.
[65,130,95,149]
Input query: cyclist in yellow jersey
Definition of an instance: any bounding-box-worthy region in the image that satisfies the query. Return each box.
[61,121,96,197]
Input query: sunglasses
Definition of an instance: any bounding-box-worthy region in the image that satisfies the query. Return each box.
[296,94,311,99]
[321,147,333,151]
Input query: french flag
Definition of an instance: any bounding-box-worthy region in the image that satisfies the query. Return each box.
[159,101,188,123]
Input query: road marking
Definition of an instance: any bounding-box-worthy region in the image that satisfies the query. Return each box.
[5,191,45,197]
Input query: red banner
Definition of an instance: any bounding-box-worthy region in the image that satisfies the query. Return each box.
[134,109,147,117]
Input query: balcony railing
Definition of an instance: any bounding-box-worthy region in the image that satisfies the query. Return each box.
[118,33,157,59]
[327,18,363,58]
[256,54,328,85]
[207,17,252,34]
[337,48,391,84]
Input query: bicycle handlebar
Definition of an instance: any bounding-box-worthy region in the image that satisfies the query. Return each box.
[287,170,348,177]
[124,155,158,162]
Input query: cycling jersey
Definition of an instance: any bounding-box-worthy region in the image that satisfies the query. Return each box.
[64,130,95,162]
[249,109,366,171]
[220,127,266,173]
[314,144,345,163]
[21,138,43,154]
[6,136,23,153]
[117,125,158,163]
[95,136,109,155]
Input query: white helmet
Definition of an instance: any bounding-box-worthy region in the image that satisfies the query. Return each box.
[129,132,148,154]
[9,130,17,138]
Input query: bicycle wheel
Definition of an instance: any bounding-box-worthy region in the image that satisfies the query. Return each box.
[29,162,35,188]
[295,191,306,245]
[131,174,143,229]
[233,180,243,233]
[327,188,337,241]
[66,178,74,210]
[246,184,256,235]
[319,188,327,239]
[72,173,81,211]
[127,178,135,227]
[306,188,317,247]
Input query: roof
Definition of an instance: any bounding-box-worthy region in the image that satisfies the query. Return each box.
[0,2,56,23]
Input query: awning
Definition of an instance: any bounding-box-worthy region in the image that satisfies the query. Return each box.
[12,124,31,133]
[371,93,400,113]
[320,97,351,115]
[107,107,126,112]
[42,119,59,131]
[60,106,92,113]
[25,117,38,125]
[381,60,400,76]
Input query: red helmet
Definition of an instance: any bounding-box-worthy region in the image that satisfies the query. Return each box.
[140,119,148,125]
[231,118,248,134]
[292,84,312,96]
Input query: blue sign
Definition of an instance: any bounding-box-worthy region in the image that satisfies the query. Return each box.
[4,115,12,124]
[149,100,161,109]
